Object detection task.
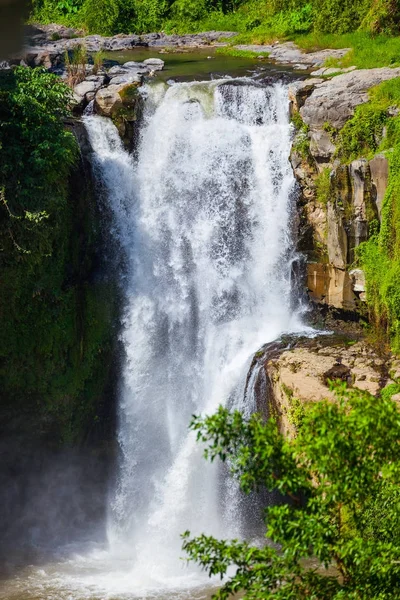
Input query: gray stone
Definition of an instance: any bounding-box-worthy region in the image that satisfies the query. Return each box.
[301,67,400,130]
[288,78,323,112]
[74,79,102,98]
[327,200,347,269]
[309,129,336,161]
[311,68,327,76]
[350,268,366,301]
[94,85,122,117]
[122,61,144,69]
[86,91,96,103]
[143,58,165,70]
[235,41,351,67]
[85,74,106,84]
[109,73,143,86]
[369,153,389,218]
[323,67,345,76]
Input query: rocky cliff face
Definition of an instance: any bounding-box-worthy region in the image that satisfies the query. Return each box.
[256,335,400,438]
[289,70,399,313]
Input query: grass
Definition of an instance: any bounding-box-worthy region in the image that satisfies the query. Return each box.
[293,31,400,69]
[315,167,332,205]
[215,47,269,59]
[65,43,88,87]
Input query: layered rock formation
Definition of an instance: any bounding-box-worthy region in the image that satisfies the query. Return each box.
[254,335,399,438]
[289,69,399,311]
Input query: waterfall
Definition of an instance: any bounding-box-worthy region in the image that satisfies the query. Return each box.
[83,78,302,593]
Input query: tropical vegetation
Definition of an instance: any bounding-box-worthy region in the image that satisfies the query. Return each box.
[0,67,115,442]
[29,0,400,40]
[183,383,400,599]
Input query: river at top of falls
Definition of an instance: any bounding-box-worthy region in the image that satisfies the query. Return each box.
[0,77,308,600]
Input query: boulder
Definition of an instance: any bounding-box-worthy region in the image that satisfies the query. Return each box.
[309,129,336,161]
[262,337,385,437]
[85,74,106,84]
[109,73,144,86]
[301,67,400,130]
[94,85,122,117]
[349,268,366,301]
[74,79,102,98]
[143,58,165,71]
[289,78,323,113]
[122,61,145,69]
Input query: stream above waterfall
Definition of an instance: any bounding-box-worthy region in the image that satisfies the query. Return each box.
[0,65,308,599]
[101,47,302,82]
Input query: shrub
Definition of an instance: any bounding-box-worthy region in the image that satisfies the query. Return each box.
[183,384,400,598]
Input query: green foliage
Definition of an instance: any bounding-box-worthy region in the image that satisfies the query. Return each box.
[359,143,400,353]
[82,0,120,34]
[336,104,387,162]
[183,384,400,599]
[215,46,268,58]
[295,31,400,69]
[29,0,400,45]
[56,0,83,15]
[315,167,332,204]
[312,0,370,34]
[335,77,400,164]
[291,111,311,160]
[0,67,115,443]
[361,0,400,35]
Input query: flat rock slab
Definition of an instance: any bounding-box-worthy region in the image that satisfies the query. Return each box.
[235,41,350,68]
[301,67,400,129]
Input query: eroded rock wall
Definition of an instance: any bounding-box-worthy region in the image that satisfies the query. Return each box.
[289,72,395,312]
[258,335,399,438]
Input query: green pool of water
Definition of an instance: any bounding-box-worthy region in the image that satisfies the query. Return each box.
[101,47,296,81]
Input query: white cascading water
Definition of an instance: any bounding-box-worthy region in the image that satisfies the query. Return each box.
[81,78,303,596]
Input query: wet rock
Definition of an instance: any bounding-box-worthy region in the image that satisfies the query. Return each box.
[86,91,96,103]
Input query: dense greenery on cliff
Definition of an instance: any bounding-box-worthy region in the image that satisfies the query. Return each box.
[184,384,400,599]
[0,67,115,443]
[30,0,400,38]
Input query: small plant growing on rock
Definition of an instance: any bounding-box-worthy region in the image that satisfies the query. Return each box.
[315,167,332,204]
[92,50,103,75]
[65,43,88,87]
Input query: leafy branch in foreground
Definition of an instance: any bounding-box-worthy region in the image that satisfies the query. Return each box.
[183,383,400,599]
